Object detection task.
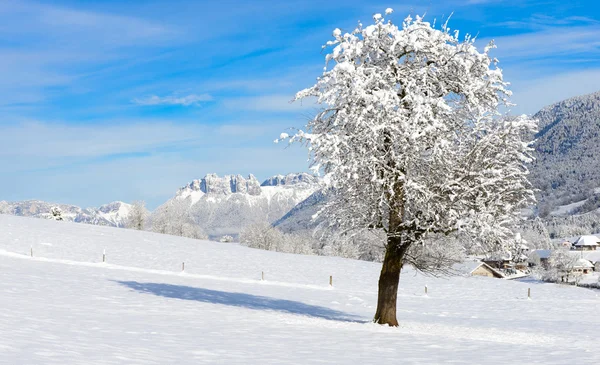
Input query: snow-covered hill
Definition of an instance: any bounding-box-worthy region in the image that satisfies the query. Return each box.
[1,214,599,364]
[274,189,326,233]
[161,173,320,237]
[0,200,131,227]
[530,91,600,214]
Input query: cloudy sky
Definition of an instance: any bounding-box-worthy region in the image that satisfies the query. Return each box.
[1,0,599,209]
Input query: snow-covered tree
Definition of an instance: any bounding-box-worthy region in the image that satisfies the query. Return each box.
[545,247,578,283]
[150,199,207,240]
[151,205,169,234]
[283,231,317,255]
[240,222,317,255]
[240,221,284,251]
[50,206,63,221]
[126,200,147,230]
[518,216,552,250]
[283,10,536,325]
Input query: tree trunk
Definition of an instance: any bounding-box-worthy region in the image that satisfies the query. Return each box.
[374,236,406,326]
[376,131,407,326]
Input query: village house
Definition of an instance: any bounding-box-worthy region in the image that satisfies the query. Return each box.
[453,261,505,279]
[573,258,595,275]
[528,247,598,276]
[528,249,552,269]
[572,235,600,251]
[559,240,571,248]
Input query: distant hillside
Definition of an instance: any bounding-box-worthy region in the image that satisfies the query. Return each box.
[529,91,600,216]
[274,190,326,233]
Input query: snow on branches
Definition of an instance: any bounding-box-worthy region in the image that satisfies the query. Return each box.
[283,10,536,260]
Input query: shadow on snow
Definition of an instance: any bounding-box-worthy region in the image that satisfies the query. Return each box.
[115,280,366,323]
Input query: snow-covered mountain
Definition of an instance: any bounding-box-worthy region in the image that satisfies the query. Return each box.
[274,189,326,233]
[530,91,600,215]
[0,200,131,227]
[162,173,320,237]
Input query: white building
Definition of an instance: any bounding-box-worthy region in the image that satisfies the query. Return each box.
[573,236,600,251]
[452,261,505,279]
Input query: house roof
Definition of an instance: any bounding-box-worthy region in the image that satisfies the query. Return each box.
[529,249,552,260]
[574,236,600,247]
[581,251,600,264]
[574,258,594,269]
[452,261,505,278]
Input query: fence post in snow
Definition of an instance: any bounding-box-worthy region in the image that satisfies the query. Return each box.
[261,271,264,281]
[528,288,531,299]
[102,249,106,263]
[30,247,33,257]
[329,275,333,287]
[425,285,428,295]
[182,262,185,271]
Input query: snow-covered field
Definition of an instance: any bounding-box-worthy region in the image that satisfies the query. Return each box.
[1,214,600,364]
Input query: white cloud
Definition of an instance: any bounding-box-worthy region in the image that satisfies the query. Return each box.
[132,94,213,106]
[222,94,318,112]
[0,119,308,209]
[484,26,600,62]
[1,1,175,46]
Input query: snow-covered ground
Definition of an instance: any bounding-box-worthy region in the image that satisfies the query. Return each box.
[1,214,600,364]
[550,199,587,216]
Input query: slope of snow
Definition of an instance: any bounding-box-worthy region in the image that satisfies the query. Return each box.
[550,199,587,216]
[177,188,205,205]
[1,214,600,364]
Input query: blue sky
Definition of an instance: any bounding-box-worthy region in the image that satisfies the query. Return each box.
[1,0,600,209]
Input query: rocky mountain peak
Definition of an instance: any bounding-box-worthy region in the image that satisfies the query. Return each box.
[182,174,262,196]
[261,173,318,187]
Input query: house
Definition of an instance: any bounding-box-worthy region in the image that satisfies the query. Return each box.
[559,241,572,248]
[483,251,512,270]
[572,236,600,251]
[573,258,594,275]
[453,261,505,279]
[483,259,510,270]
[528,249,552,269]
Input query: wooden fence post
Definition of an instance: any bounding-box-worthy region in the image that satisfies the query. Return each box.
[102,249,106,263]
[329,275,333,287]
[261,271,264,281]
[528,287,531,299]
[182,262,185,271]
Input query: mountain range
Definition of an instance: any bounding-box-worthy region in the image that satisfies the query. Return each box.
[0,173,320,238]
[3,91,600,237]
[278,91,600,229]
[0,200,132,227]
[162,173,319,238]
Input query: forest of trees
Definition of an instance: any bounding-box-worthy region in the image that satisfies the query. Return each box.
[530,91,600,216]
